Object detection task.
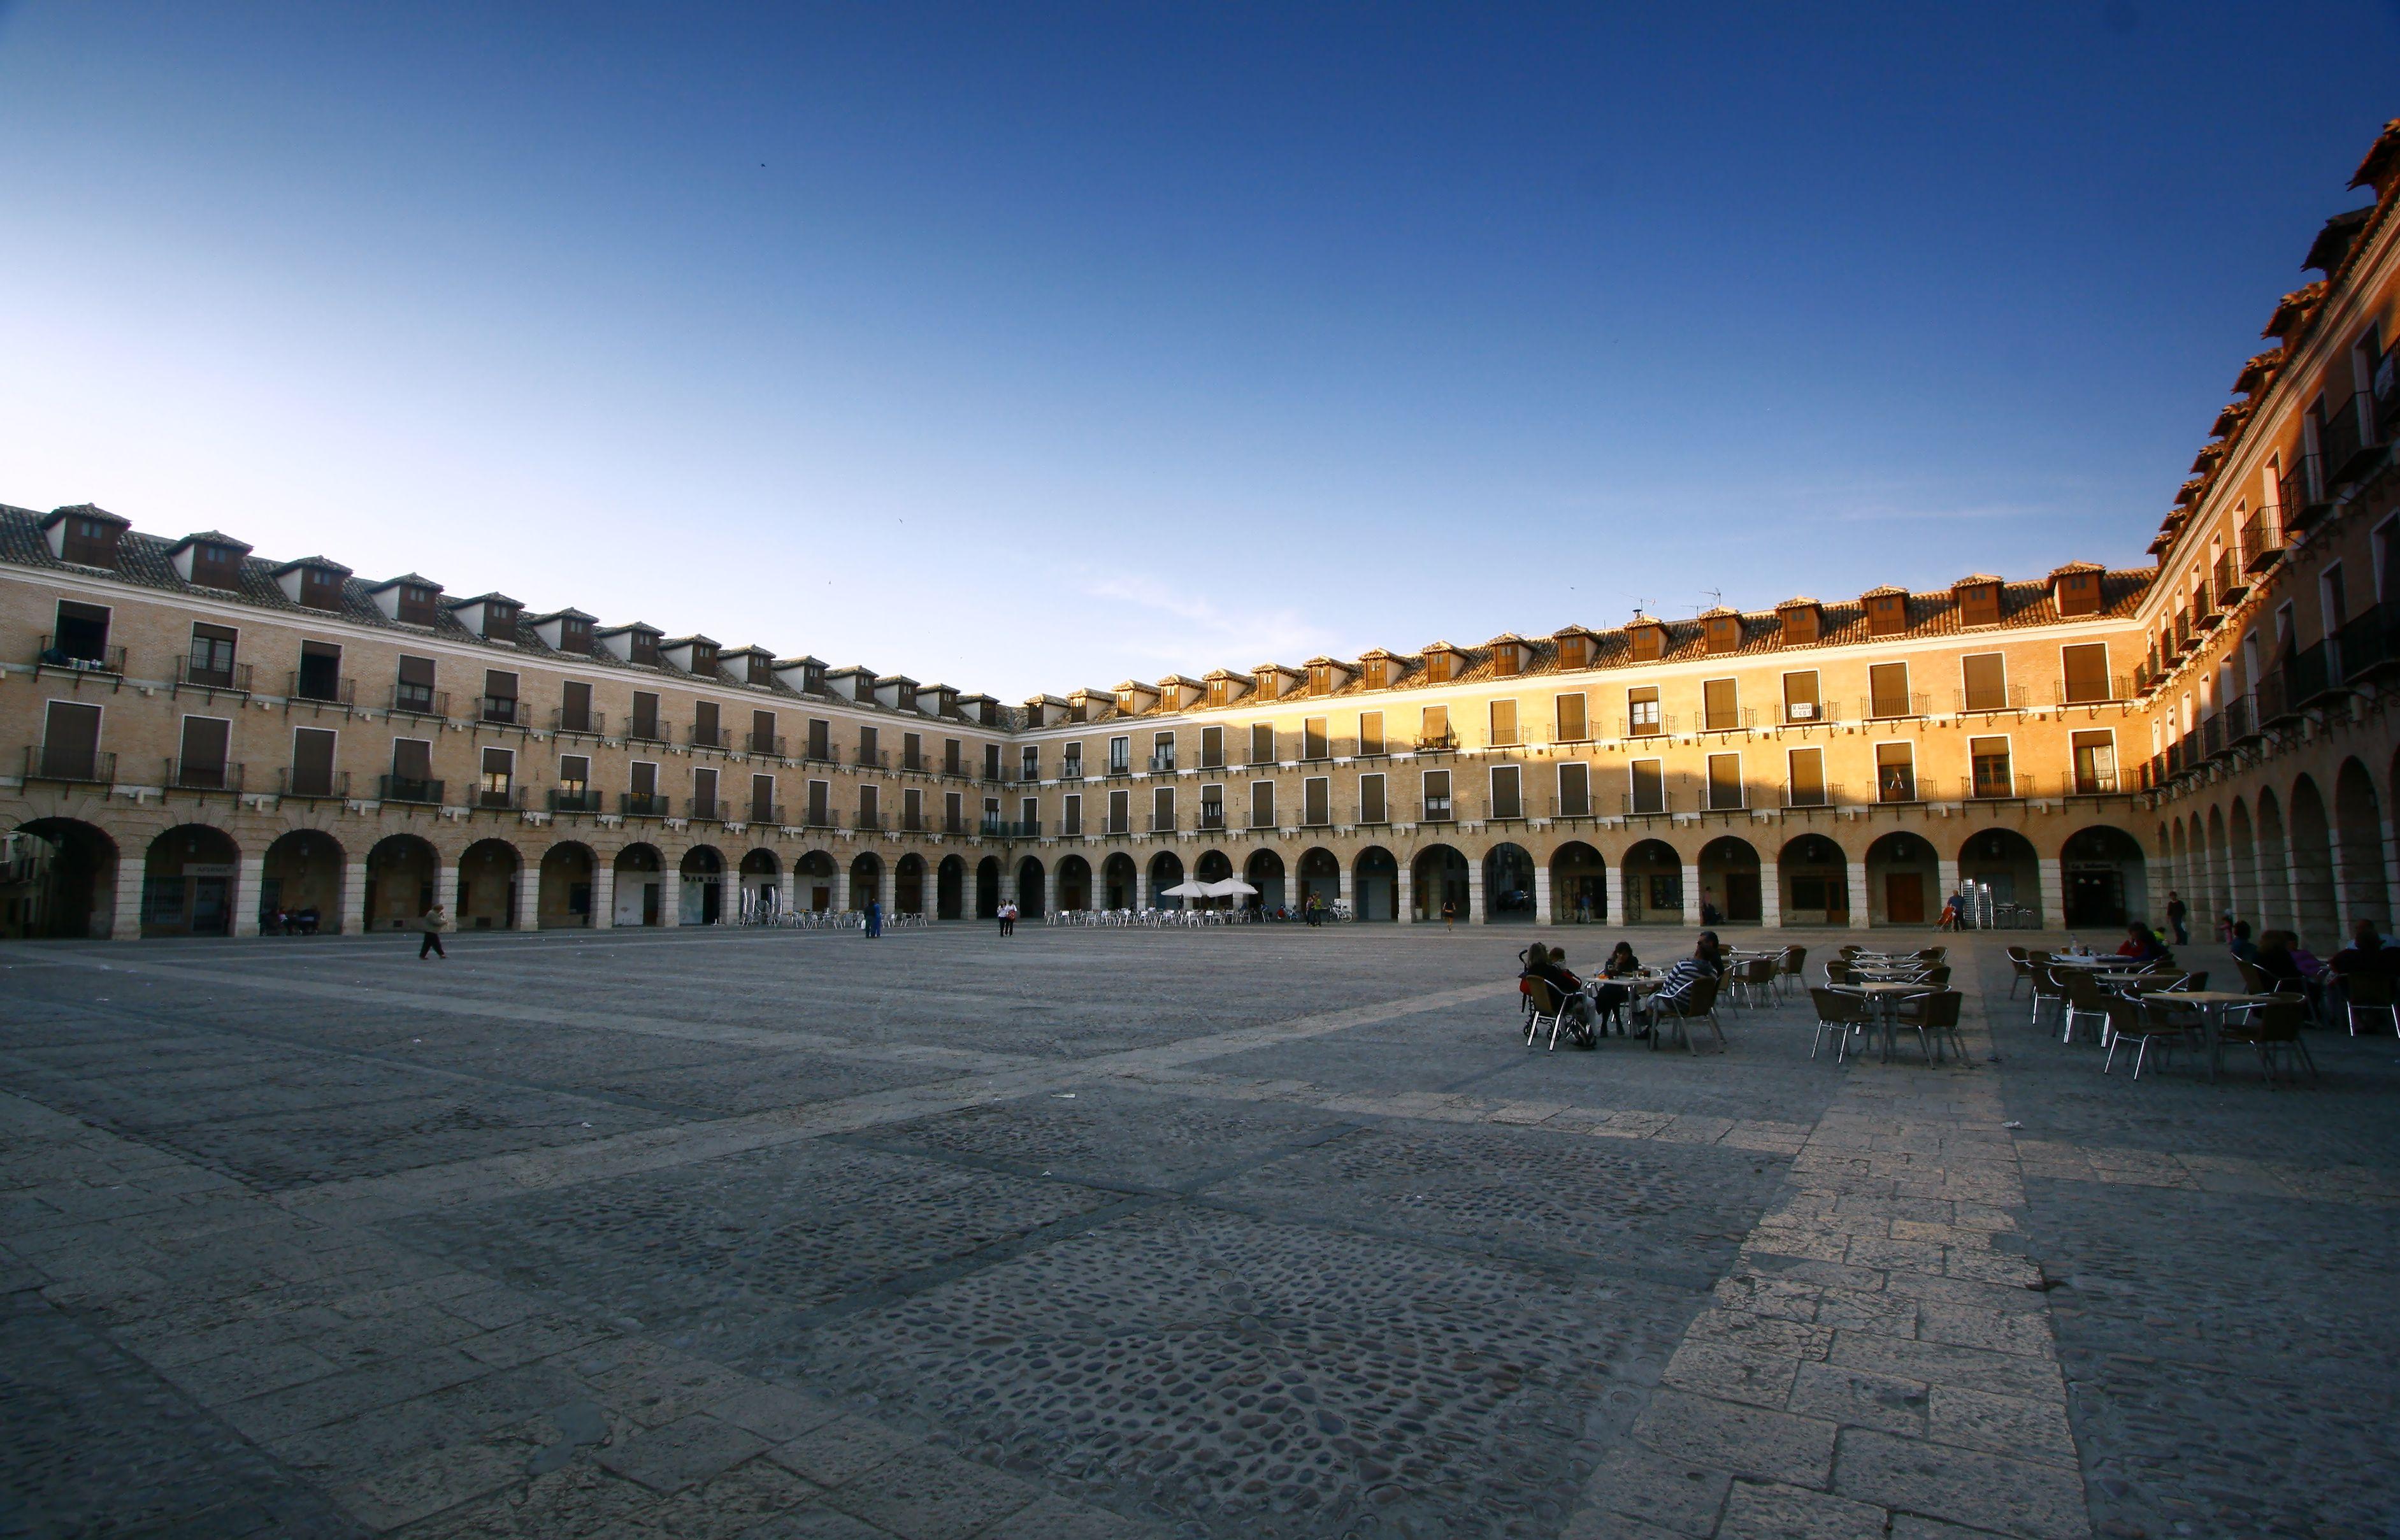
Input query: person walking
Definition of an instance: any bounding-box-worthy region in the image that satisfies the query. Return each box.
[998,900,1016,937]
[2165,890,2188,946]
[1442,898,1456,930]
[865,898,882,939]
[417,903,448,960]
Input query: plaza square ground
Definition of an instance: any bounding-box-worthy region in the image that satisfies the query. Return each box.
[3,925,2397,1540]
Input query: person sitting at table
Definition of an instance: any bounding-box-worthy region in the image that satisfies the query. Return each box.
[2227,920,2260,968]
[2116,923,2169,962]
[1590,942,1641,1033]
[1632,932,1722,1040]
[1522,946,1599,1047]
[2330,919,2400,977]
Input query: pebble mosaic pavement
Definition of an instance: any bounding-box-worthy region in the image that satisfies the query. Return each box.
[2,923,2396,1539]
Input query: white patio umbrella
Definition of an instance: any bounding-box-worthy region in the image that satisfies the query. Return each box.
[1160,879,1214,899]
[1203,877,1258,898]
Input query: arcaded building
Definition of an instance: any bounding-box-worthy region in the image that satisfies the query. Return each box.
[5,121,2399,946]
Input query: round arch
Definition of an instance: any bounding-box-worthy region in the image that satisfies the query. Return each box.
[459,838,522,930]
[2062,825,2148,930]
[143,824,241,938]
[1697,835,1762,926]
[937,854,966,919]
[1194,849,1233,883]
[1147,850,1186,909]
[1864,830,1939,926]
[796,851,838,913]
[8,817,118,939]
[739,847,781,921]
[847,851,882,916]
[1777,834,1849,926]
[1621,838,1683,924]
[538,841,597,928]
[1549,841,1605,924]
[1411,844,1470,922]
[2225,797,2259,933]
[2287,777,2339,948]
[612,842,665,926]
[1100,852,1138,912]
[1483,842,1536,923]
[683,845,728,925]
[2334,758,2390,935]
[1296,847,1341,912]
[1054,854,1090,914]
[1353,845,1397,922]
[976,856,1002,919]
[1244,847,1286,913]
[896,853,928,916]
[1015,856,1047,919]
[2204,805,2233,936]
[257,829,343,934]
[1957,828,2039,928]
[2254,789,2291,933]
[369,833,442,932]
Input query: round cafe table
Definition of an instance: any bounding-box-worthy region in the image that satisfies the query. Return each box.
[2143,991,2276,1081]
[1834,981,1934,1063]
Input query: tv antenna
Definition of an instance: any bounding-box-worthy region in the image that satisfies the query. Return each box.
[1699,587,1725,613]
[1630,596,1651,619]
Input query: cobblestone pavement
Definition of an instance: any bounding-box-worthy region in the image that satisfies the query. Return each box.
[2,925,2395,1538]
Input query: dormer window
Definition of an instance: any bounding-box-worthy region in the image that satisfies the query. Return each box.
[1955,580,2003,628]
[631,631,661,665]
[688,641,718,675]
[190,543,243,591]
[1778,603,1820,645]
[897,682,917,711]
[482,601,519,640]
[1627,623,1665,664]
[397,584,438,626]
[301,568,343,611]
[1704,615,1740,655]
[61,516,122,569]
[804,661,827,692]
[1556,634,1589,669]
[978,699,998,726]
[1207,678,1231,707]
[1309,663,1333,693]
[2054,569,2102,618]
[1491,644,1521,677]
[1425,651,1455,684]
[1365,658,1390,689]
[747,652,773,685]
[559,616,593,653]
[1254,672,1281,700]
[1865,591,1909,637]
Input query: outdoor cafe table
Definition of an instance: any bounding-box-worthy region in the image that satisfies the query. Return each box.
[2144,991,2277,1081]
[1832,981,1935,1063]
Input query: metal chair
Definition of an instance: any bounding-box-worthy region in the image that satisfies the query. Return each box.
[2220,997,2318,1081]
[1894,989,1964,1063]
[2006,946,2034,999]
[2059,969,2112,1046]
[2344,971,2399,1036]
[1776,946,1809,1002]
[1808,987,1871,1061]
[2101,994,2197,1079]
[1644,975,1725,1054]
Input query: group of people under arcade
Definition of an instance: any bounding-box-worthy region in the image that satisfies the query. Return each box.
[1515,932,1727,1049]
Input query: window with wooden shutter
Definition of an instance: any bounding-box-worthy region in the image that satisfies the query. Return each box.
[807,779,830,824]
[1781,671,1820,722]
[1419,705,1449,749]
[631,691,661,740]
[1249,723,1274,764]
[290,728,338,797]
[1629,759,1665,815]
[1487,700,1517,747]
[559,679,593,733]
[809,719,831,761]
[694,700,721,748]
[859,782,879,823]
[1970,737,2013,798]
[1302,717,1328,759]
[1876,742,1916,802]
[1153,786,1175,830]
[1107,788,1129,833]
[1200,725,1224,767]
[1554,694,1587,743]
[2060,644,2112,704]
[397,585,438,626]
[1869,663,1912,719]
[755,710,779,756]
[1628,623,1664,663]
[482,670,518,724]
[858,725,879,763]
[1706,753,1742,810]
[1421,769,1452,820]
[1786,747,1825,807]
[1626,686,1660,736]
[1250,781,1275,829]
[190,623,238,686]
[1556,761,1590,817]
[1490,763,1521,819]
[1358,712,1385,756]
[481,747,517,807]
[391,737,434,784]
[396,655,437,716]
[1961,653,2008,712]
[631,760,658,798]
[1304,776,1329,825]
[1060,793,1079,835]
[1866,593,1909,636]
[753,774,779,823]
[175,717,231,788]
[1359,772,1386,824]
[38,701,101,781]
[1702,679,1739,732]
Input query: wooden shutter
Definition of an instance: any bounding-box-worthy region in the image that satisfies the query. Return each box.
[1555,694,1586,742]
[1558,761,1590,817]
[1304,776,1328,824]
[180,716,229,771]
[1703,679,1738,731]
[1360,773,1386,824]
[1490,764,1521,819]
[2061,644,2111,704]
[291,728,336,795]
[41,700,101,777]
[561,679,592,730]
[1488,700,1516,747]
[392,738,433,781]
[1250,723,1274,763]
[1358,712,1384,754]
[1788,747,1825,803]
[1630,759,1664,814]
[1869,663,1910,717]
[1707,752,1741,809]
[1961,654,2008,711]
[1251,781,1275,827]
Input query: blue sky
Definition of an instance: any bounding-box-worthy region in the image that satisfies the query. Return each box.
[1,3,2393,700]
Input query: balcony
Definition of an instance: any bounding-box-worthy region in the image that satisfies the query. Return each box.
[2257,668,2297,726]
[944,814,968,834]
[1197,807,1226,831]
[625,719,671,747]
[23,744,115,784]
[1781,782,1840,809]
[1547,795,1596,820]
[1420,798,1455,823]
[1299,804,1333,828]
[34,635,126,678]
[2223,694,2259,745]
[548,788,605,813]
[1702,784,1746,813]
[2289,641,2341,707]
[391,684,450,721]
[278,767,350,800]
[1777,701,1827,726]
[898,809,923,832]
[2213,551,2247,607]
[688,724,728,751]
[1353,803,1390,826]
[2242,508,2285,574]
[2320,389,2391,484]
[382,775,445,805]
[853,810,885,831]
[2172,614,2193,654]
[176,656,252,694]
[1876,770,1919,804]
[2053,675,2131,707]
[2280,453,2331,531]
[1620,716,1671,738]
[901,749,930,772]
[291,671,357,707]
[679,796,724,821]
[162,759,244,794]
[1699,707,1755,734]
[1416,731,1459,753]
[1103,761,1132,778]
[2069,770,2122,798]
[1956,684,2029,713]
[1867,694,1927,721]
[2201,714,2227,760]
[621,791,670,817]
[2337,604,2400,684]
[1967,768,2018,800]
[480,695,521,726]
[1149,813,1177,833]
[1147,752,1178,773]
[745,732,786,758]
[1622,791,1672,817]
[552,705,605,736]
[800,807,838,829]
[474,783,526,811]
[979,817,1039,838]
[1247,810,1281,831]
[856,748,891,770]
[1101,817,1129,836]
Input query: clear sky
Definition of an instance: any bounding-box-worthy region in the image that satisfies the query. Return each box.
[1,3,2393,702]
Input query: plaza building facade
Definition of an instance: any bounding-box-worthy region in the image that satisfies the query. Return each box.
[4,120,2399,947]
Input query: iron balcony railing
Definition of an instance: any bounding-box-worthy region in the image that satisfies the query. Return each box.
[2289,641,2339,705]
[382,775,445,805]
[1197,807,1226,831]
[1867,693,1929,721]
[549,788,605,813]
[1777,701,1829,725]
[800,807,838,828]
[852,810,884,831]
[1547,795,1597,820]
[1955,684,2030,713]
[1147,752,1178,772]
[1482,796,1529,821]
[2194,579,2221,626]
[2213,551,2246,607]
[1876,772,1919,804]
[2242,508,2285,573]
[2280,452,2331,529]
[1420,798,1455,822]
[688,724,728,749]
[552,705,605,735]
[1623,791,1672,817]
[1247,809,1279,830]
[35,635,126,675]
[903,750,931,772]
[2201,714,2227,761]
[2069,770,2122,796]
[2319,388,2390,484]
[166,759,244,793]
[1781,782,1841,809]
[1967,767,2018,800]
[1699,707,1755,733]
[625,719,671,746]
[749,733,786,758]
[291,671,356,706]
[621,790,670,817]
[177,656,252,693]
[686,797,728,821]
[2336,603,2400,684]
[24,745,115,783]
[474,783,527,811]
[1100,816,1129,835]
[1416,731,1458,752]
[2173,613,2193,653]
[279,767,350,800]
[898,809,924,832]
[1353,803,1390,826]
[2223,693,2260,744]
[391,684,450,719]
[1149,812,1177,833]
[2052,675,2132,707]
[1620,716,1671,738]
[480,696,521,725]
[944,814,967,834]
[1299,802,1333,828]
[980,817,1040,837]
[856,748,890,769]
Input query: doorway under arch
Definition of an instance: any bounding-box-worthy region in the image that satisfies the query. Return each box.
[1411,844,1469,922]
[1864,831,1939,926]
[682,846,726,925]
[614,843,664,926]
[1148,851,1186,909]
[7,818,118,938]
[1697,836,1762,925]
[1957,827,2040,928]
[459,838,521,929]
[1016,857,1046,918]
[1621,839,1682,924]
[368,833,442,932]
[1550,842,1605,923]
[1102,853,1137,912]
[2062,825,2149,930]
[896,853,928,916]
[1353,846,1397,921]
[539,841,597,928]
[1244,848,1286,912]
[1483,842,1535,922]
[936,854,965,919]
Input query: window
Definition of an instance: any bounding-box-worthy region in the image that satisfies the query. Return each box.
[1705,753,1742,810]
[1628,624,1664,663]
[1866,591,1908,636]
[1704,614,1739,654]
[1017,795,1036,831]
[1108,735,1131,774]
[36,700,101,780]
[558,679,593,733]
[1358,772,1387,824]
[752,774,779,823]
[478,747,515,809]
[2055,570,2102,618]
[807,779,830,825]
[1419,705,1450,749]
[396,584,438,626]
[1154,730,1179,772]
[1780,604,1820,645]
[2060,644,2113,705]
[859,783,880,825]
[1556,633,1590,668]
[1425,650,1455,683]
[944,737,962,775]
[50,600,111,665]
[290,728,338,797]
[1421,769,1453,821]
[1249,781,1275,829]
[391,738,436,801]
[299,566,343,610]
[1200,725,1224,768]
[1554,694,1588,744]
[1491,642,1520,677]
[558,754,591,807]
[1198,784,1225,828]
[558,615,591,653]
[808,719,831,761]
[482,601,518,640]
[760,710,784,757]
[1061,793,1081,835]
[1303,775,1330,825]
[1629,759,1665,816]
[1786,747,1825,807]
[1957,582,2002,627]
[1309,662,1335,693]
[1061,740,1082,778]
[483,670,519,724]
[858,724,879,765]
[1247,723,1274,765]
[986,742,1003,781]
[2071,730,2117,795]
[1490,763,1523,819]
[945,789,963,832]
[1970,736,2013,798]
[189,623,238,687]
[1702,679,1739,732]
[1021,745,1040,782]
[60,515,120,568]
[1303,716,1328,759]
[1358,711,1384,756]
[1152,786,1177,831]
[1627,686,1661,736]
[631,691,662,741]
[2324,561,2350,637]
[629,631,660,665]
[1364,656,1390,689]
[1781,670,1820,723]
[1107,788,1130,834]
[396,655,438,716]
[1556,761,1591,818]
[1961,652,2009,712]
[1875,742,1916,802]
[1487,700,1517,747]
[1868,662,1913,718]
[173,716,230,789]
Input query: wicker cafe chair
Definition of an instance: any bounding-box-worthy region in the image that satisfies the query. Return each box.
[1646,975,1726,1055]
[2006,946,2034,998]
[2344,971,2400,1036]
[1777,946,1809,1002]
[2220,997,2318,1082]
[1808,987,1871,1061]
[1892,988,1966,1062]
[2058,969,2113,1046]
[1522,975,1590,1053]
[1728,956,1778,1008]
[2029,962,2067,1030]
[2102,994,2195,1079]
